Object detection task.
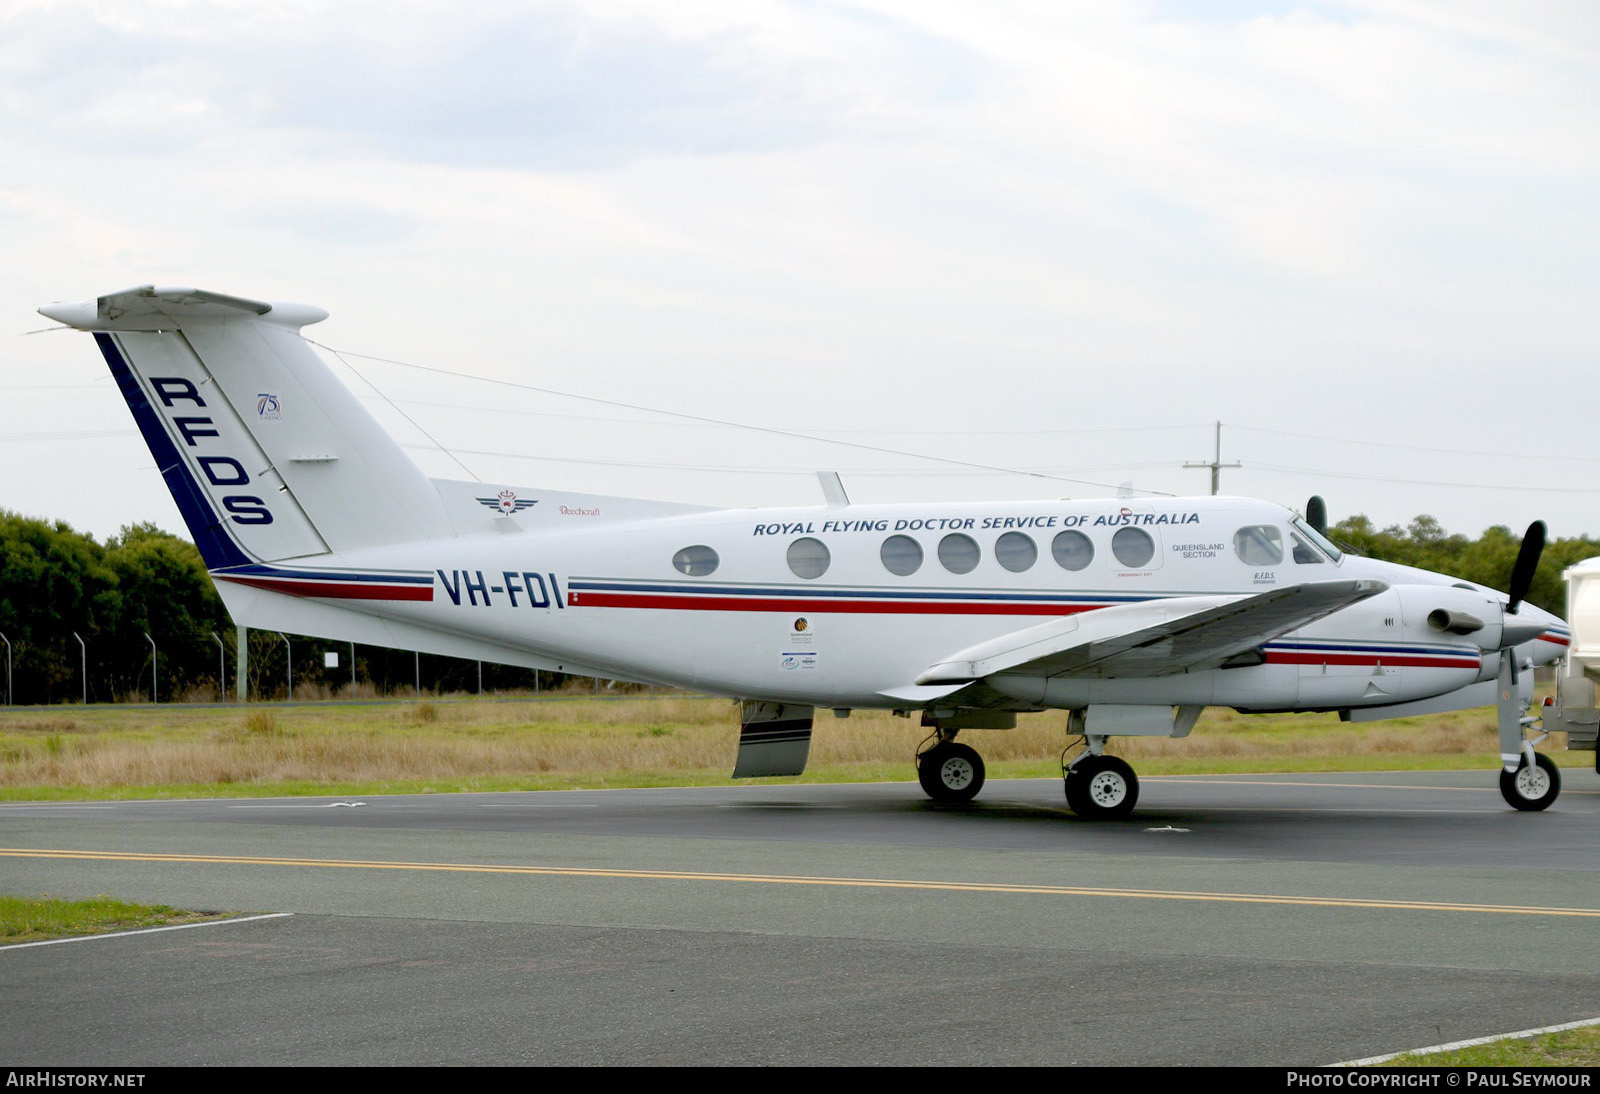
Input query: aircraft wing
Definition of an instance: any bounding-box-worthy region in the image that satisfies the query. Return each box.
[916,579,1388,684]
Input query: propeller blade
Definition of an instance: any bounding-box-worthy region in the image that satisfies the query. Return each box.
[1306,496,1327,535]
[1507,520,1546,615]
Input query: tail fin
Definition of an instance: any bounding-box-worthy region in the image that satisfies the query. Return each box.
[39,286,453,567]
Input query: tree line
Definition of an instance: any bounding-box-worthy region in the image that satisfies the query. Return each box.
[1,509,1596,705]
[1327,514,1599,616]
[0,511,559,705]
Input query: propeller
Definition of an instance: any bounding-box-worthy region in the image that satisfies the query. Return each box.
[1506,519,1546,616]
[1306,496,1327,535]
[1495,521,1548,774]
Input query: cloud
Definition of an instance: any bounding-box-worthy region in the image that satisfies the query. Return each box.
[0,0,988,168]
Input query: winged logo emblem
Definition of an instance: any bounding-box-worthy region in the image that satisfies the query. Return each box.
[477,489,538,515]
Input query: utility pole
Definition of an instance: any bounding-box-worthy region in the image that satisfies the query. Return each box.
[349,642,356,694]
[211,632,225,701]
[278,633,292,701]
[144,632,157,704]
[72,632,86,705]
[237,626,248,702]
[414,651,421,697]
[1184,420,1241,495]
[0,632,11,707]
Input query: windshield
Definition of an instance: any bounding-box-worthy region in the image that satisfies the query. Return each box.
[1290,517,1342,562]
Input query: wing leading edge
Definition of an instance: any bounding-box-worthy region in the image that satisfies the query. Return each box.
[916,579,1388,684]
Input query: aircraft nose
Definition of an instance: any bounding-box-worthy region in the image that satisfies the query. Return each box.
[1520,602,1568,663]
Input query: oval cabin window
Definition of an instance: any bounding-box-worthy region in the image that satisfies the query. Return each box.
[787,537,831,580]
[880,534,923,576]
[994,532,1038,573]
[1051,530,1094,571]
[1111,527,1155,569]
[938,533,981,575]
[672,545,719,576]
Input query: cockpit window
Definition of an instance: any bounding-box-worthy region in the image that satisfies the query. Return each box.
[1290,518,1343,562]
[1290,531,1323,564]
[1233,525,1283,566]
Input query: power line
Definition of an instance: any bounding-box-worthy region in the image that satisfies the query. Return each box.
[1249,462,1600,494]
[313,342,1176,497]
[1231,423,1600,464]
[355,393,1207,438]
[402,443,1179,477]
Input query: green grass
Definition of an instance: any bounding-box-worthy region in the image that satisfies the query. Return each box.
[0,894,226,944]
[1388,1024,1600,1067]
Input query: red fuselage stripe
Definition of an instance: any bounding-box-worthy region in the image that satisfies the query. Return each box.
[1263,652,1478,670]
[567,591,1104,615]
[216,575,435,602]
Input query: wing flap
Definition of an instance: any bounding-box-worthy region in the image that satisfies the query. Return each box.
[917,579,1387,684]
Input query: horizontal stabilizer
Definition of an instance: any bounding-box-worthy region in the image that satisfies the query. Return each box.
[39,285,326,331]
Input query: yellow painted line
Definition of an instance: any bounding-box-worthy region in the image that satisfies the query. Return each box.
[3,847,1598,919]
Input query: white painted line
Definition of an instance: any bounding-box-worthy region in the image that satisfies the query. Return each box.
[1331,1016,1600,1066]
[0,912,293,952]
[477,803,600,809]
[226,802,365,809]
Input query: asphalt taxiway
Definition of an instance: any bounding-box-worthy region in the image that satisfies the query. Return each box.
[3,770,1598,1066]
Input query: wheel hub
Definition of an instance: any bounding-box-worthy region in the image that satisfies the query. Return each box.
[940,758,974,790]
[1087,771,1126,807]
[1515,764,1550,800]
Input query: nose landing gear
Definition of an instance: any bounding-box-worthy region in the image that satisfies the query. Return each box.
[1500,750,1561,812]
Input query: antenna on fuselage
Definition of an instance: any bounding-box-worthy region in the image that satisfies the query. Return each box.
[817,471,849,507]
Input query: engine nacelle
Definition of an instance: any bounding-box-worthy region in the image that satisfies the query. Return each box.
[1397,585,1503,650]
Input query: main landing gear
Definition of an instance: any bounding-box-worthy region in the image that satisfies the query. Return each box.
[916,739,986,803]
[913,721,1143,820]
[1062,727,1140,820]
[1064,752,1140,820]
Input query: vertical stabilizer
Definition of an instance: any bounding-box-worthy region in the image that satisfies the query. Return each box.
[39,286,455,567]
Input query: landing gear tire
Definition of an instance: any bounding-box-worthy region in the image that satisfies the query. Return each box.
[1065,755,1139,820]
[917,742,986,803]
[1500,752,1561,812]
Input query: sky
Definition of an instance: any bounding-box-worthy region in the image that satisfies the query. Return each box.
[3,0,1598,543]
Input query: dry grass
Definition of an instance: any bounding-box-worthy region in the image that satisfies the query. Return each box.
[0,693,1581,799]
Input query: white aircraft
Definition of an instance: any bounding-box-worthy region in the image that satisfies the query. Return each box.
[38,286,1575,817]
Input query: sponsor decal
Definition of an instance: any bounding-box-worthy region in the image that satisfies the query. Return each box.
[256,393,281,420]
[780,652,818,672]
[477,490,537,515]
[558,505,600,516]
[788,616,814,646]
